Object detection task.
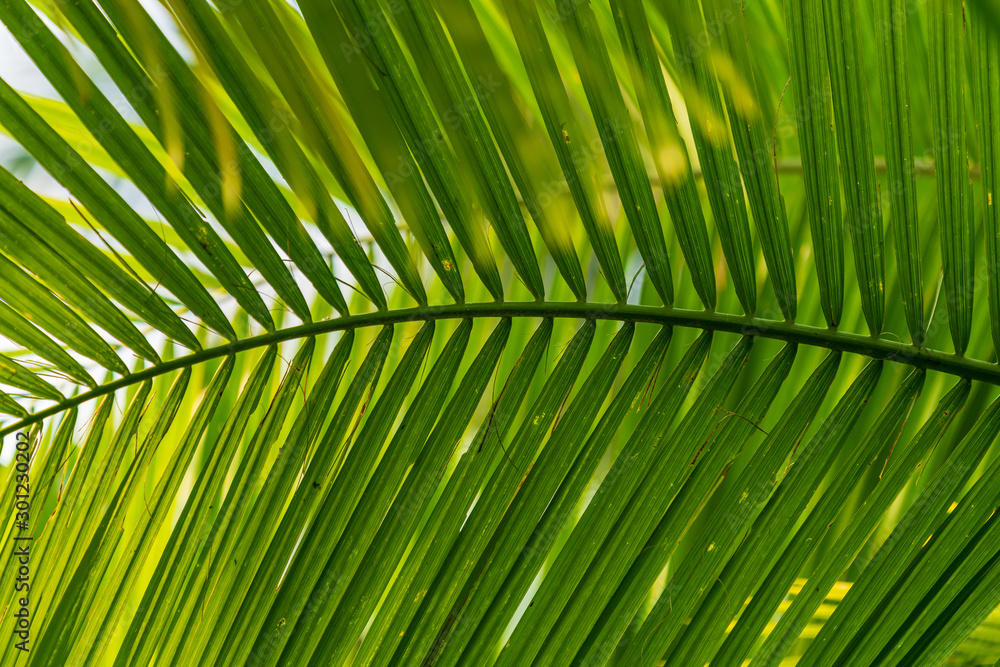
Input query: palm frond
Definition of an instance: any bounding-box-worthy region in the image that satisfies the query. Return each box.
[0,0,999,665]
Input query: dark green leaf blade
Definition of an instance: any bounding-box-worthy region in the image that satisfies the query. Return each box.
[764,377,970,667]
[970,3,1000,358]
[733,369,926,667]
[359,319,552,667]
[456,325,673,667]
[428,0,588,301]
[806,390,1000,665]
[666,360,885,667]
[710,0,798,320]
[875,0,925,345]
[611,0,715,309]
[928,0,974,353]
[304,320,512,667]
[311,0,504,301]
[278,321,472,664]
[823,0,886,337]
[393,319,597,665]
[431,322,635,666]
[494,330,717,667]
[606,349,841,667]
[388,0,546,299]
[234,327,392,667]
[560,0,674,306]
[577,341,798,666]
[663,5,757,315]
[700,358,886,666]
[297,0,465,303]
[784,0,845,328]
[500,0,628,302]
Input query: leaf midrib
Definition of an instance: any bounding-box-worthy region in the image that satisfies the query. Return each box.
[2,300,996,437]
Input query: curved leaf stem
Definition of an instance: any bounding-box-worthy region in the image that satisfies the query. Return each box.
[2,301,997,437]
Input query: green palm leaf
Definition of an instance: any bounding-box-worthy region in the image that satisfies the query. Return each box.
[1,1,999,665]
